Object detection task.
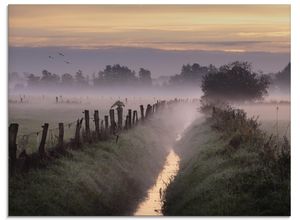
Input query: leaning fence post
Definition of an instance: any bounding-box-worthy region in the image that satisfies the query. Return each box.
[58,123,64,148]
[39,123,49,158]
[9,123,18,174]
[94,110,100,139]
[84,110,90,142]
[140,105,144,121]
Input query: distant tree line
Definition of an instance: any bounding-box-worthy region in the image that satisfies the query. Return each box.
[10,62,290,100]
[24,64,153,89]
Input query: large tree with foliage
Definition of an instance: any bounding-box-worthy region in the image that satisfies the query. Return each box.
[201,61,270,102]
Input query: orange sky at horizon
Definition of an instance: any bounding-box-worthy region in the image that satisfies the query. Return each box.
[9,5,290,53]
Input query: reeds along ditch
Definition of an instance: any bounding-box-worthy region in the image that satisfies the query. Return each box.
[162,105,290,216]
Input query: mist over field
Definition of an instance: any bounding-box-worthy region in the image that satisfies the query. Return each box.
[8,4,291,217]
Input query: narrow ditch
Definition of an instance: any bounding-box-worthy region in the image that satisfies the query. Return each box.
[133,133,182,216]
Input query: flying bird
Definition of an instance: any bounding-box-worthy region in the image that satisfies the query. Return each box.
[48,56,54,59]
[58,52,64,56]
[64,61,71,64]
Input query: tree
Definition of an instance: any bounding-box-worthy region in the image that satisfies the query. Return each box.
[61,73,74,87]
[139,68,152,86]
[201,61,270,102]
[40,70,60,86]
[94,64,137,86]
[169,63,217,86]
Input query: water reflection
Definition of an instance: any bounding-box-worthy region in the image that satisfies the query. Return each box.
[134,138,181,216]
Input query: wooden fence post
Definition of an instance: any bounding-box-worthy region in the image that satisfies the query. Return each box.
[94,110,100,139]
[128,109,132,128]
[74,118,83,148]
[125,115,129,130]
[9,123,18,174]
[39,123,49,158]
[84,110,90,142]
[145,104,152,118]
[140,105,144,121]
[58,123,64,148]
[117,106,123,129]
[109,109,115,134]
[104,115,109,136]
[133,110,138,125]
[100,120,104,138]
[135,110,139,123]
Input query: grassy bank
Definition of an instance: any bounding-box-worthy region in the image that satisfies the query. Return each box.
[9,112,181,216]
[162,106,290,216]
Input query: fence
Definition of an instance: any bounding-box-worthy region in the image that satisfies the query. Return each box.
[9,98,195,175]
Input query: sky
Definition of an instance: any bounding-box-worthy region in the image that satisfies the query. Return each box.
[9,5,290,53]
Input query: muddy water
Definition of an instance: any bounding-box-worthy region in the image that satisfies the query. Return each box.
[134,134,182,216]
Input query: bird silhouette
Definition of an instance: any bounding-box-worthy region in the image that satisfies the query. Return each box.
[58,52,64,56]
[48,56,54,59]
[64,61,71,64]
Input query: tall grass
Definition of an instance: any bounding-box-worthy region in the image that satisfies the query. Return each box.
[162,105,290,216]
[9,112,181,216]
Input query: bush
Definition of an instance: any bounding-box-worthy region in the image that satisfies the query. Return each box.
[201,61,270,102]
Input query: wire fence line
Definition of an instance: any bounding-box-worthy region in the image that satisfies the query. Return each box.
[8,99,203,175]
